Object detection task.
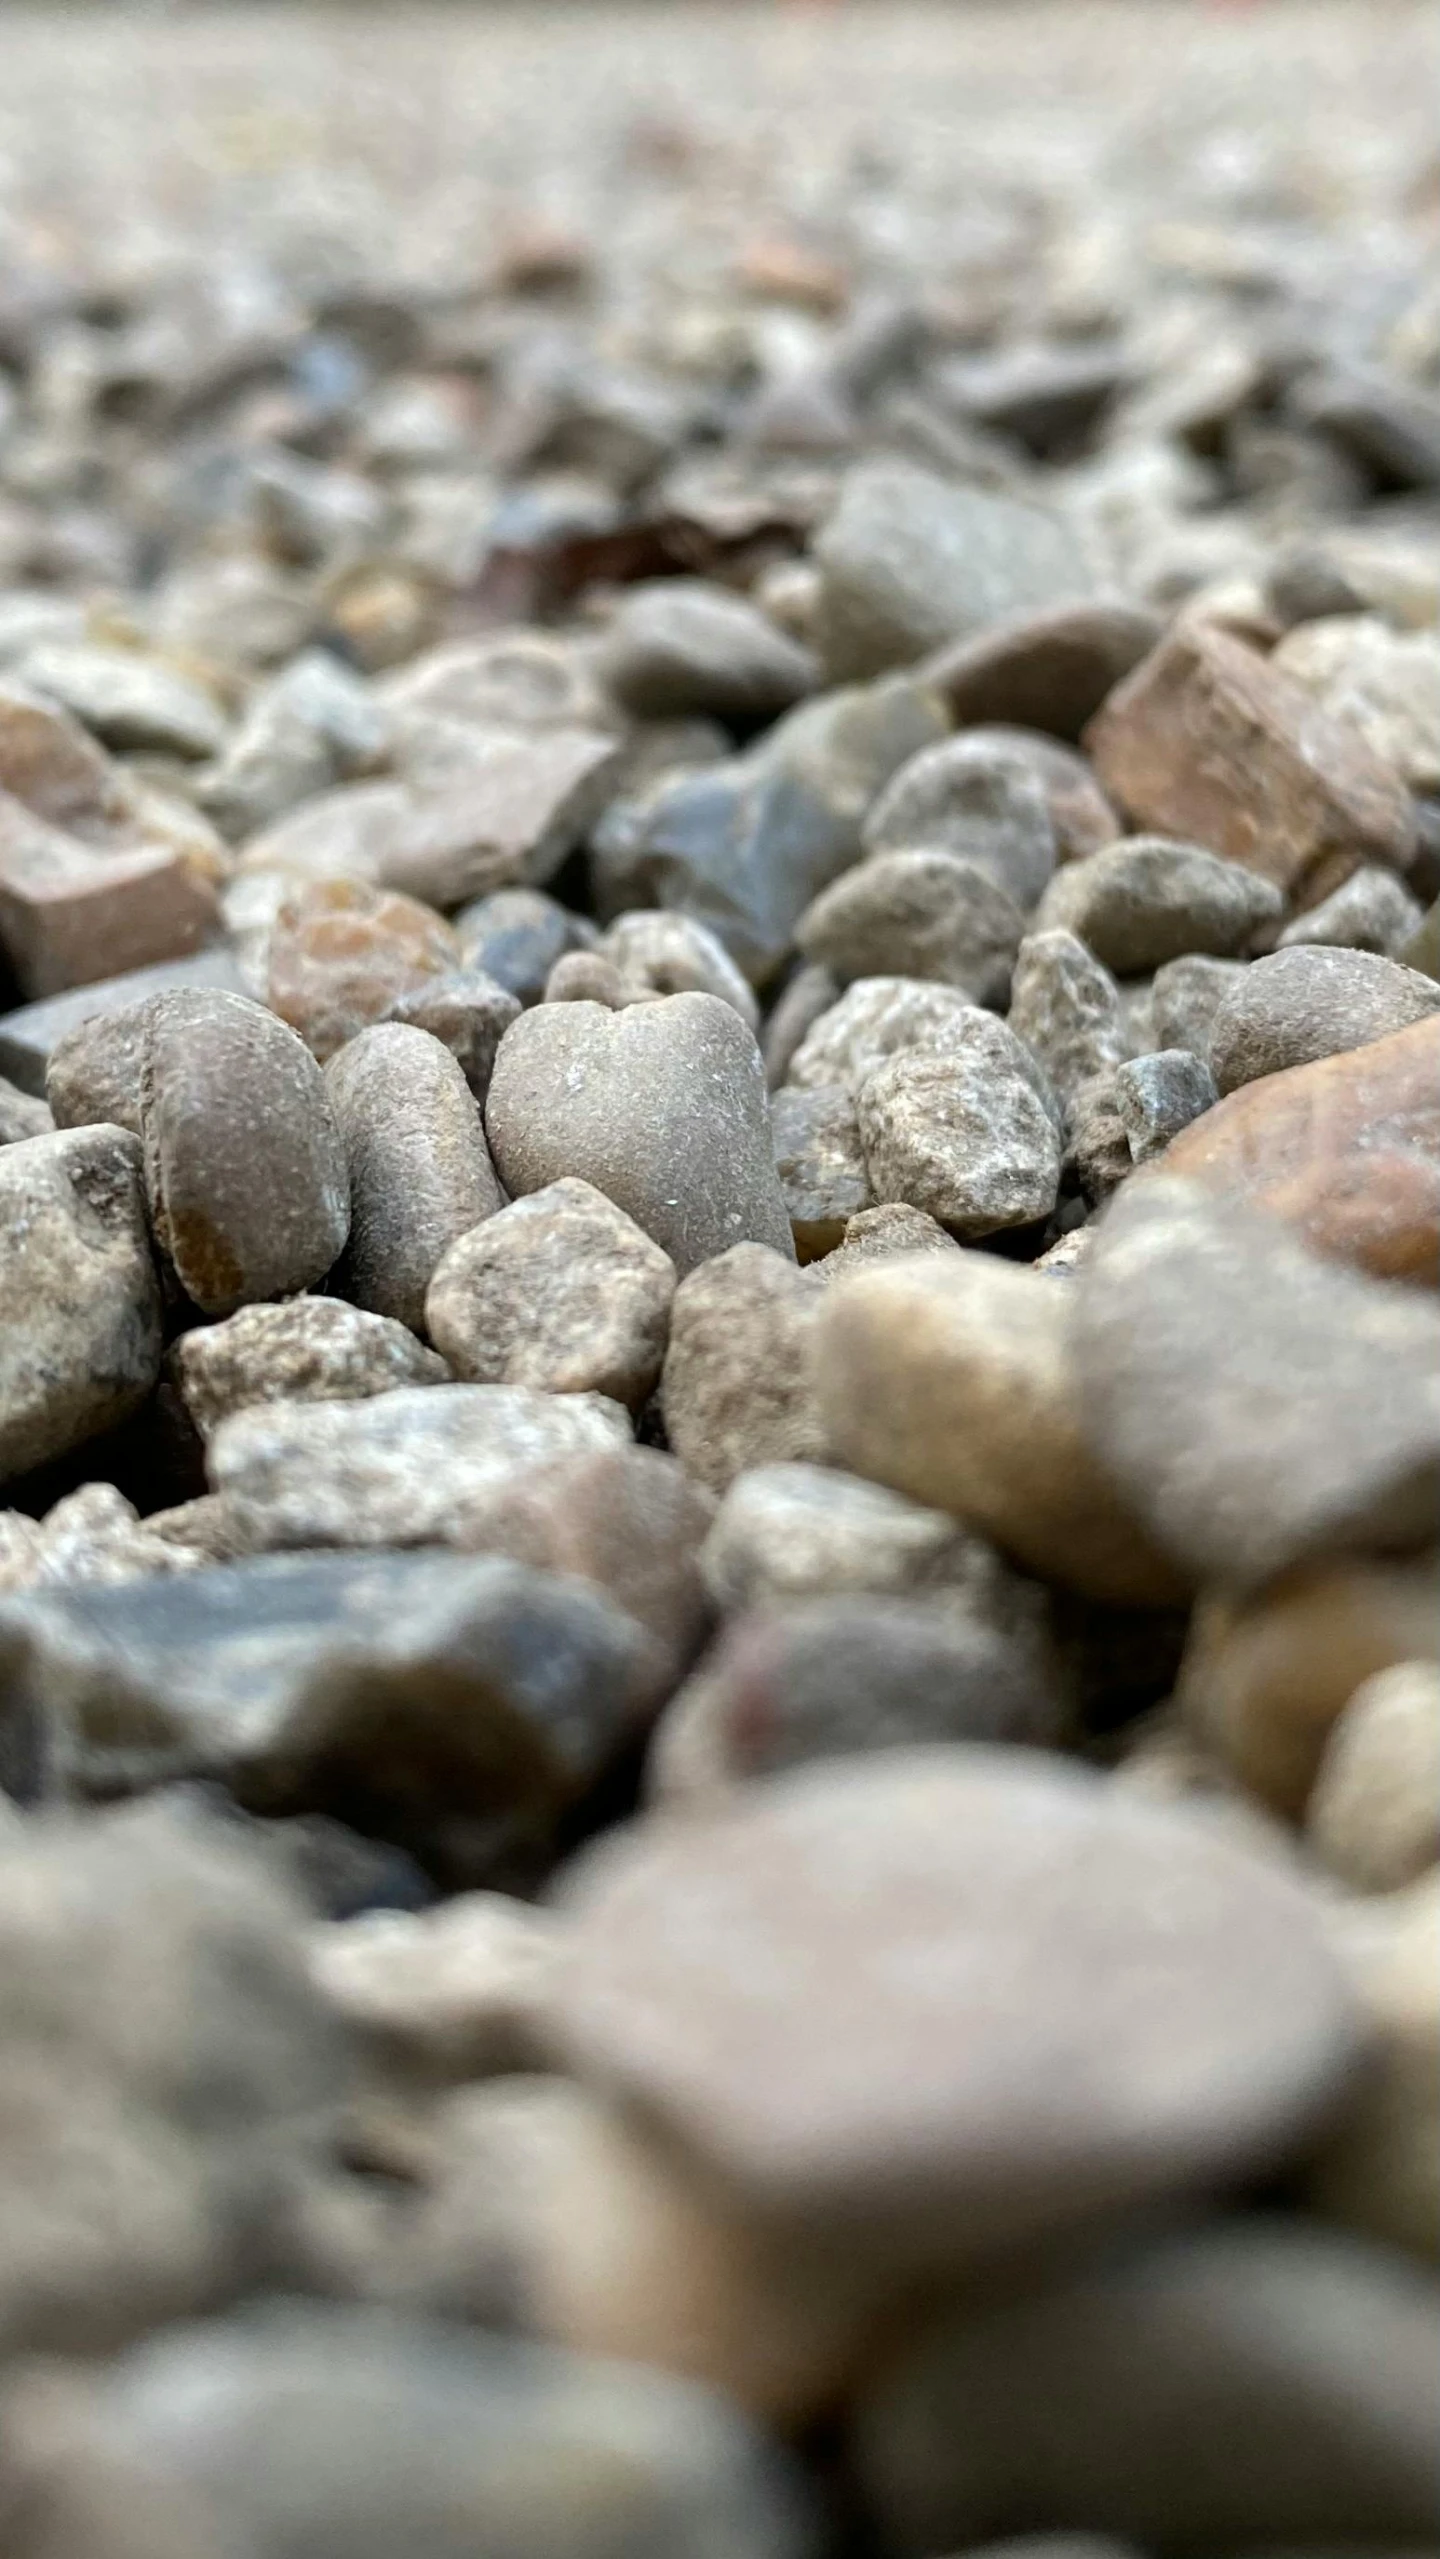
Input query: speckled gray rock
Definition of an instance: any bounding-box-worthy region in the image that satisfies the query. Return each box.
[797,850,1024,1004]
[548,1749,1360,2269]
[962,727,1121,865]
[862,734,1057,910]
[208,1383,631,1552]
[41,2303,813,2559]
[788,975,1053,1112]
[425,1179,676,1407]
[811,1201,962,1284]
[383,967,523,1103]
[19,641,228,758]
[770,1083,873,1259]
[457,887,597,1006]
[0,1552,653,1864]
[1207,946,1440,1093]
[1036,837,1283,973]
[1148,952,1249,1057]
[138,991,349,1316]
[1007,930,1132,1111]
[327,1024,504,1334]
[856,2217,1440,2553]
[171,1298,448,1440]
[1076,1176,1440,1584]
[762,963,840,1089]
[1063,1071,1134,1205]
[1272,612,1440,794]
[650,1596,1066,1804]
[485,994,793,1277]
[0,1073,50,1143]
[1278,864,1426,958]
[0,1127,163,1480]
[599,910,759,1027]
[1112,1049,1218,1162]
[813,460,1096,680]
[596,580,818,727]
[0,1480,208,1596]
[699,1461,1027,1618]
[660,1244,826,1495]
[196,649,388,841]
[859,1027,1062,1235]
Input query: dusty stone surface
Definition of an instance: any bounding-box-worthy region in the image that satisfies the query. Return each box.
[1271,613,1440,793]
[326,1023,503,1334]
[0,1482,208,1596]
[1007,930,1132,1112]
[1112,1048,1218,1163]
[1206,944,1440,1093]
[1035,836,1283,974]
[661,1243,826,1495]
[171,1297,447,1440]
[457,887,595,1006]
[0,1127,163,1481]
[425,1177,676,1406]
[1148,952,1248,1059]
[861,731,1058,910]
[858,1034,1062,1236]
[922,599,1162,739]
[1278,862,1425,958]
[0,1072,52,1144]
[698,1461,999,1616]
[797,849,1025,1004]
[381,965,522,1103]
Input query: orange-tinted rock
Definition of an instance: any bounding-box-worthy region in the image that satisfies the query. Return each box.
[266,877,461,1063]
[1084,622,1417,902]
[1160,1014,1440,1285]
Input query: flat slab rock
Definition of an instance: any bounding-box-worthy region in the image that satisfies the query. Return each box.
[547,1746,1360,2270]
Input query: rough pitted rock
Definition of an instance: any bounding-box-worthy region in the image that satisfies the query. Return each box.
[770,1083,873,1259]
[485,994,793,1277]
[0,1127,162,1481]
[1035,836,1283,973]
[1279,862,1425,958]
[660,1244,825,1495]
[1206,945,1440,1094]
[787,974,1053,1110]
[327,1023,503,1334]
[596,579,818,727]
[208,1383,631,1552]
[699,1462,1007,1617]
[425,1179,676,1407]
[861,732,1057,910]
[0,1481,208,1596]
[814,1201,962,1283]
[170,1298,448,1441]
[1112,1049,1217,1163]
[921,598,1163,740]
[548,1749,1359,2269]
[1076,1177,1440,1586]
[1148,952,1248,1059]
[855,2217,1440,2553]
[814,460,1096,681]
[858,1031,1062,1236]
[138,990,349,1317]
[266,875,461,1064]
[1007,930,1132,1111]
[797,849,1025,1004]
[815,1249,1184,1603]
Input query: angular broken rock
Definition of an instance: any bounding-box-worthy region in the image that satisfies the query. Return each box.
[0,1127,163,1481]
[2,1480,208,1595]
[1006,930,1132,1112]
[425,1178,676,1407]
[1159,1013,1440,1284]
[139,991,350,1316]
[0,1552,653,1873]
[548,1749,1360,2270]
[1075,1177,1440,1586]
[1084,620,1417,899]
[326,1023,503,1334]
[814,1249,1184,1603]
[1271,612,1440,795]
[0,791,220,999]
[1206,945,1440,1094]
[1112,1049,1218,1164]
[661,1244,826,1495]
[266,875,461,1064]
[1035,836,1282,973]
[921,598,1162,740]
[485,994,793,1277]
[858,1030,1061,1236]
[207,1383,631,1551]
[770,1083,873,1259]
[1148,952,1247,1059]
[796,849,1025,1005]
[170,1298,448,1440]
[599,908,759,1028]
[1277,862,1424,959]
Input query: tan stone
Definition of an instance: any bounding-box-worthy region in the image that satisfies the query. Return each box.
[1307,1661,1440,1893]
[266,877,461,1063]
[1177,1555,1440,1819]
[1158,1013,1440,1285]
[1307,1873,1440,2258]
[1084,621,1417,901]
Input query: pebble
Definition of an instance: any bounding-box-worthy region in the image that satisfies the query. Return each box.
[0,1479,207,1596]
[796,847,1025,1003]
[1112,1047,1218,1162]
[266,875,461,1063]
[425,1177,676,1406]
[0,948,249,1101]
[381,964,523,1103]
[1278,861,1425,958]
[1006,928,1132,1110]
[698,1460,1000,1615]
[1076,1177,1440,1589]
[762,960,841,1086]
[0,764,221,1002]
[207,1383,631,1552]
[858,1030,1062,1235]
[0,1127,162,1480]
[139,990,350,1315]
[769,1081,873,1260]
[484,992,793,1276]
[1308,1660,1440,1895]
[326,1023,503,1333]
[310,1890,558,2079]
[18,641,228,759]
[0,1072,51,1143]
[861,730,1058,909]
[1085,620,1418,899]
[1308,1872,1440,2259]
[855,2217,1440,2551]
[598,907,759,1026]
[379,631,614,734]
[813,1199,962,1282]
[1206,944,1440,1094]
[660,1243,826,1495]
[815,1248,1184,1602]
[456,885,595,1005]
[1147,950,1248,1057]
[921,598,1162,739]
[549,1749,1359,2269]
[170,1297,448,1440]
[196,648,389,841]
[1272,613,1440,794]
[1035,834,1283,972]
[595,579,818,727]
[813,459,1096,679]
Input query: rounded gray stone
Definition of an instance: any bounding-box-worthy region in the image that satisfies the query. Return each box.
[1036,837,1283,973]
[596,579,818,727]
[1207,945,1440,1093]
[862,734,1057,910]
[0,1126,163,1480]
[797,850,1025,1004]
[326,1023,504,1334]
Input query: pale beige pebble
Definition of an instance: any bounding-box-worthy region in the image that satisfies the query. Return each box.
[0,1511,45,1593]
[377,629,616,734]
[544,950,630,1006]
[169,1297,448,1440]
[19,1483,208,1591]
[326,1023,504,1335]
[815,1250,1184,1603]
[1176,1556,1440,1820]
[143,1493,256,1564]
[425,1178,676,1407]
[0,1126,163,1481]
[1307,1662,1440,1893]
[660,1243,827,1496]
[599,910,759,1028]
[265,875,461,1064]
[17,641,228,759]
[770,1083,873,1260]
[309,1893,559,2079]
[1272,614,1440,794]
[1307,1870,1440,2258]
[1109,1704,1300,1867]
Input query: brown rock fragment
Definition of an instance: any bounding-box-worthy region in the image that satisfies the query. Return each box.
[266,877,461,1063]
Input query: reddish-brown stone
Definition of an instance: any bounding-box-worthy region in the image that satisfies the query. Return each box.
[267,876,461,1062]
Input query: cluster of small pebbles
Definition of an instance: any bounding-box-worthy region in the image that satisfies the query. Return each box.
[0,5,1438,2554]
